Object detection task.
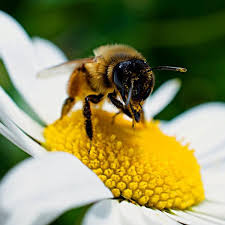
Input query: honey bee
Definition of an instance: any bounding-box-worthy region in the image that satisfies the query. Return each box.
[38,44,186,140]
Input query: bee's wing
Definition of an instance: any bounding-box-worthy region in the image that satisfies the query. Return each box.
[37,57,95,78]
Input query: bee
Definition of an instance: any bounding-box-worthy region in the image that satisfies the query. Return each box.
[38,44,186,140]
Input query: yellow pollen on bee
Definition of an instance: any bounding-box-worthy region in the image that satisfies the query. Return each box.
[43,109,204,210]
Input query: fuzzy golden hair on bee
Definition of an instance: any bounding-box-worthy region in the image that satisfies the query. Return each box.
[37,44,187,140]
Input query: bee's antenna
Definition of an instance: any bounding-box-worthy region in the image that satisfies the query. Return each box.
[151,66,187,73]
[126,81,133,106]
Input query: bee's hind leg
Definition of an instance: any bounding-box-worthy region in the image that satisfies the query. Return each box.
[83,94,104,140]
[60,97,76,119]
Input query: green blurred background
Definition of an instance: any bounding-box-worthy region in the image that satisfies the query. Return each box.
[0,0,225,224]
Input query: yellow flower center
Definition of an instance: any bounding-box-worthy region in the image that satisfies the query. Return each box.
[43,109,204,210]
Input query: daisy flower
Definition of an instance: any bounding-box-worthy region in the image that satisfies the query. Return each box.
[0,10,225,225]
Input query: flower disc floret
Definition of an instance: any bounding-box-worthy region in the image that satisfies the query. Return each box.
[44,109,204,210]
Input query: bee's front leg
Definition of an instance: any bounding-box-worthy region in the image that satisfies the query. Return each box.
[108,92,132,120]
[140,110,146,125]
[111,111,121,124]
[60,97,76,119]
[83,94,104,140]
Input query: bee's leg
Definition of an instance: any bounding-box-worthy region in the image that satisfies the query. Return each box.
[111,111,121,124]
[83,94,104,140]
[108,92,132,119]
[132,119,135,128]
[140,110,146,125]
[60,97,76,119]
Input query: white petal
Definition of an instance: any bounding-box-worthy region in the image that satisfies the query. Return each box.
[84,200,179,225]
[32,37,67,70]
[202,170,225,203]
[0,11,67,123]
[164,211,192,225]
[199,145,225,168]
[0,152,112,225]
[29,37,68,123]
[162,103,225,159]
[192,201,225,221]
[119,202,179,225]
[187,211,225,225]
[82,200,122,225]
[144,79,181,120]
[0,88,46,157]
[171,210,219,225]
[0,122,25,151]
[142,209,179,225]
[0,87,44,142]
[118,202,150,225]
[165,210,213,225]
[0,108,46,157]
[0,210,39,225]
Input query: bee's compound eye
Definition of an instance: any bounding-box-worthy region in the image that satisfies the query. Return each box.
[113,66,123,89]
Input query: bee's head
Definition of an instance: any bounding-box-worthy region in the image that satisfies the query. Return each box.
[113,59,187,122]
[113,59,154,122]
